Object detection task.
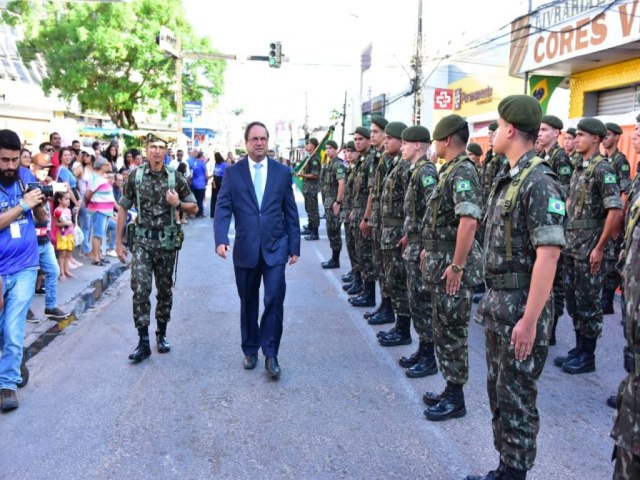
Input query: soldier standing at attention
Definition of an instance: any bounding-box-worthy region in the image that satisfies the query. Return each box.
[563,127,580,168]
[396,126,439,378]
[116,132,197,362]
[466,142,483,177]
[420,114,483,422]
[466,95,565,480]
[320,140,345,269]
[480,122,506,206]
[554,118,622,375]
[299,138,321,241]
[340,142,359,284]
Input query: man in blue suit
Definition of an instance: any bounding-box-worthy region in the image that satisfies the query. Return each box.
[214,121,300,379]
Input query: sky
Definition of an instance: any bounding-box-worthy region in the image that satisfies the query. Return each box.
[183,0,534,139]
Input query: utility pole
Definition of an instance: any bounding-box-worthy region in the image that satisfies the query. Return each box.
[524,0,532,94]
[341,91,347,146]
[412,0,423,125]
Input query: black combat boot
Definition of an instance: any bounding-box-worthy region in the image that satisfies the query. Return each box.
[377,325,398,340]
[553,330,581,367]
[304,228,319,241]
[549,315,560,346]
[405,341,438,378]
[465,461,506,480]
[341,270,354,283]
[503,466,527,480]
[349,281,376,307]
[345,272,363,295]
[321,250,340,269]
[399,339,424,368]
[562,333,596,374]
[423,381,466,421]
[155,321,171,354]
[606,394,617,409]
[378,315,411,346]
[129,327,151,362]
[368,296,395,325]
[301,224,311,235]
[601,288,615,315]
[363,302,382,320]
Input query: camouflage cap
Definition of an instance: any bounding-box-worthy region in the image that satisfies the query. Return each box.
[605,122,623,135]
[145,131,173,145]
[370,115,389,130]
[345,141,356,151]
[384,121,408,140]
[401,125,431,143]
[308,137,319,147]
[488,121,498,132]
[326,140,338,149]
[498,95,542,132]
[541,115,563,130]
[466,142,483,156]
[577,117,607,138]
[433,114,467,141]
[353,126,371,139]
[565,127,577,137]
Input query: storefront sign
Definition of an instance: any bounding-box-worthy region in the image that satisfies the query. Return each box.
[454,86,493,110]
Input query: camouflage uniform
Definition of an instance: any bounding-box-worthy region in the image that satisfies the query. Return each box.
[342,162,358,270]
[564,152,622,339]
[480,149,507,207]
[611,194,640,479]
[119,166,195,329]
[380,154,412,316]
[476,150,566,472]
[302,153,321,230]
[422,153,483,385]
[403,156,438,342]
[322,156,346,253]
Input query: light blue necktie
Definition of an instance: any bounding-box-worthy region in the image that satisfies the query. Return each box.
[254,163,263,206]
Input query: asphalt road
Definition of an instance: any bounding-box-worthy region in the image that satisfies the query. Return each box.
[0,200,623,479]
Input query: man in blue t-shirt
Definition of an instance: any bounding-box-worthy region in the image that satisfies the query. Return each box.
[0,129,47,412]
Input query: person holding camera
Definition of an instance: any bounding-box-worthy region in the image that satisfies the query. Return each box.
[115,132,197,363]
[0,129,48,411]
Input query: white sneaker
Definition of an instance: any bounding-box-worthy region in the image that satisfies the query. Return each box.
[106,249,118,258]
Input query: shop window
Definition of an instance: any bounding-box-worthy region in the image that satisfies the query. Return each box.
[596,84,640,116]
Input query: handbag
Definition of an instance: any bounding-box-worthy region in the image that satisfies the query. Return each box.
[73,212,84,246]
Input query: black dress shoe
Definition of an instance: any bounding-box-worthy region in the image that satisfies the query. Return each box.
[156,334,171,353]
[243,354,258,370]
[265,356,281,378]
[129,336,151,362]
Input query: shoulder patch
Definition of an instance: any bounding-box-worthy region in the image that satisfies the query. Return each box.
[604,173,617,184]
[421,175,435,188]
[455,179,472,193]
[548,198,566,215]
[621,164,630,172]
[559,166,571,175]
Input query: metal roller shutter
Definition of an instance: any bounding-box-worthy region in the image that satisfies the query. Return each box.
[597,84,640,116]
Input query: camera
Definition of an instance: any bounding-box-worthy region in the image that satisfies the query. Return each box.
[26,182,68,198]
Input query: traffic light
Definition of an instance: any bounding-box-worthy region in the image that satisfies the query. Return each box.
[268,41,282,68]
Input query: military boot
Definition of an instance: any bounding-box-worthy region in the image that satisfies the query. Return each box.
[304,228,319,241]
[423,382,466,421]
[363,302,382,320]
[405,341,438,378]
[378,315,411,346]
[301,224,311,235]
[562,334,596,374]
[399,340,423,368]
[368,297,395,325]
[349,281,376,307]
[377,325,398,340]
[341,270,354,283]
[502,466,527,480]
[155,322,171,354]
[465,461,506,480]
[553,330,581,367]
[129,335,151,362]
[345,273,363,295]
[601,288,615,315]
[321,250,340,269]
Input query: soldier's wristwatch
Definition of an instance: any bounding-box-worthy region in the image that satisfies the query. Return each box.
[451,263,464,273]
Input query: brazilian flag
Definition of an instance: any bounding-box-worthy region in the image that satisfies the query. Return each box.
[292,126,334,191]
[529,75,564,114]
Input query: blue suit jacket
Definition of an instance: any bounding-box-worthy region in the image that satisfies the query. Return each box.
[214,157,301,268]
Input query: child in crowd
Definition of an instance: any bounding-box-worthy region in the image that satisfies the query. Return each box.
[53,192,75,280]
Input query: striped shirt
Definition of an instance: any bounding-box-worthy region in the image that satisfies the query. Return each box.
[87,174,115,215]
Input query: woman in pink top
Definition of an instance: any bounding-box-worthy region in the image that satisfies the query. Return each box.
[85,158,115,266]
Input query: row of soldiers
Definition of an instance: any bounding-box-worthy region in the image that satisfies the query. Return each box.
[312,98,639,479]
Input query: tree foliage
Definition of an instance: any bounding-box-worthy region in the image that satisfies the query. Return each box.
[4,0,225,129]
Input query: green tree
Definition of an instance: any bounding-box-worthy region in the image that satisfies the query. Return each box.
[3,0,225,129]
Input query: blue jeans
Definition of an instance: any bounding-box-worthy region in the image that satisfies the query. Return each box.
[0,267,37,389]
[78,207,92,254]
[38,241,59,309]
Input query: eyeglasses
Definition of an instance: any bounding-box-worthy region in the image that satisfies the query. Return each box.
[248,137,268,143]
[45,148,54,153]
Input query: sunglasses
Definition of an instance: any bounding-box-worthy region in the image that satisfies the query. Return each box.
[45,148,54,153]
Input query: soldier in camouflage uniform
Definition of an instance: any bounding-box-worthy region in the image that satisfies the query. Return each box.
[466,95,566,480]
[554,118,623,375]
[611,112,640,480]
[376,122,411,346]
[537,115,573,345]
[480,122,507,207]
[116,132,197,362]
[395,126,439,378]
[299,138,321,240]
[563,127,580,168]
[320,140,345,269]
[340,141,358,285]
[466,142,483,177]
[420,114,483,422]
[601,122,631,315]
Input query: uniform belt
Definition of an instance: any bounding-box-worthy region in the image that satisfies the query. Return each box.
[135,228,163,240]
[623,347,640,375]
[485,272,531,290]
[566,219,605,230]
[423,239,455,252]
[408,233,421,243]
[382,217,404,227]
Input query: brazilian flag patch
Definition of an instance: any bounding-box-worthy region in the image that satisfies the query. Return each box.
[422,175,435,187]
[621,165,630,171]
[559,166,571,175]
[604,173,617,184]
[548,198,566,215]
[455,179,471,193]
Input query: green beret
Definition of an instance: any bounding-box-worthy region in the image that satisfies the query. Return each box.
[308,137,319,147]
[401,126,431,143]
[354,126,370,139]
[433,114,467,141]
[384,121,408,139]
[326,140,338,149]
[577,117,607,138]
[370,115,388,130]
[565,127,577,137]
[488,121,498,132]
[605,122,623,135]
[345,141,356,151]
[145,131,173,145]
[541,115,563,130]
[466,142,483,156]
[498,95,542,132]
